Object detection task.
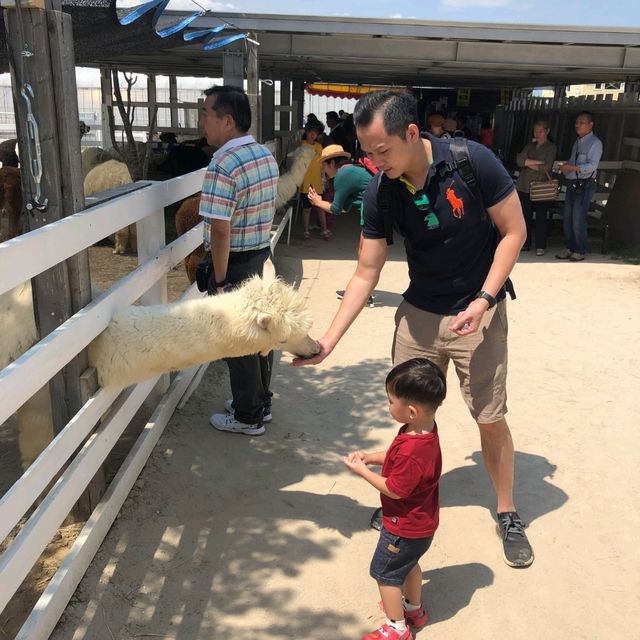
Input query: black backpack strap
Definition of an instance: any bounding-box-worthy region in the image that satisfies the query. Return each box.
[448,135,477,188]
[438,136,486,219]
[376,172,396,246]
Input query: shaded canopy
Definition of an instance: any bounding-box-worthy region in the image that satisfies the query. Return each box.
[1,4,639,88]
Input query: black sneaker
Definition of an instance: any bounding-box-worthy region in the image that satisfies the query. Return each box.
[497,511,534,568]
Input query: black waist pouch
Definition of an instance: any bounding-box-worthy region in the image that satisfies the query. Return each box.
[195,257,213,293]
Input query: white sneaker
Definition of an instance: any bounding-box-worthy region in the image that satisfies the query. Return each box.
[210,413,265,436]
[224,399,272,423]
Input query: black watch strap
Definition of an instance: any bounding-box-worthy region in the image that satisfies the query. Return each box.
[475,290,497,309]
[215,279,229,288]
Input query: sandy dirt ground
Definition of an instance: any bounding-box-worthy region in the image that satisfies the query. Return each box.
[43,213,640,640]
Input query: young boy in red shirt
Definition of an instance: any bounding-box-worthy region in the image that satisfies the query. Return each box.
[344,357,446,640]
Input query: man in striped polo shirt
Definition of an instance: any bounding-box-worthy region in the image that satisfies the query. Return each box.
[199,85,279,436]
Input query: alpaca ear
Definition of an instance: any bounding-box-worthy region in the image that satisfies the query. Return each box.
[257,312,271,329]
[262,258,276,284]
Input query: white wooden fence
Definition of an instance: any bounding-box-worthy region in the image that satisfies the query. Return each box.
[0,168,218,639]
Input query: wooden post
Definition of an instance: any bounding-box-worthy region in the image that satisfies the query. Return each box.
[247,39,259,141]
[292,80,304,131]
[147,73,156,135]
[169,74,178,131]
[222,51,243,88]
[280,78,291,131]
[261,78,275,142]
[4,4,105,519]
[100,66,113,149]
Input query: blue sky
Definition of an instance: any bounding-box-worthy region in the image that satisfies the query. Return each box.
[143,0,640,28]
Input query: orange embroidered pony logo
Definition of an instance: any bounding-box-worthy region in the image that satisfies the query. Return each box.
[446,181,465,218]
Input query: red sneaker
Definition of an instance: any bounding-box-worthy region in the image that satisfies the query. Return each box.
[378,601,429,628]
[405,605,428,628]
[361,623,412,640]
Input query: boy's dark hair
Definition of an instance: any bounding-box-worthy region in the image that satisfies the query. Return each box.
[385,358,447,409]
[353,90,419,138]
[203,85,251,133]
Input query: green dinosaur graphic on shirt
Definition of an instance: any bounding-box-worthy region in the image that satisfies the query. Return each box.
[413,193,431,211]
[424,212,440,230]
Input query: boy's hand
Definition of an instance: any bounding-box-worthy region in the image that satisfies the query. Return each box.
[343,452,368,475]
[352,450,370,464]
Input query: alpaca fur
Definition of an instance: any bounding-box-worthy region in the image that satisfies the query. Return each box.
[81,146,113,178]
[0,138,19,168]
[174,194,206,284]
[0,281,55,469]
[84,159,137,254]
[0,166,23,242]
[0,281,38,370]
[89,276,319,389]
[274,144,315,210]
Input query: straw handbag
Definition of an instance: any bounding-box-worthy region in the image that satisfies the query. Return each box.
[529,168,559,202]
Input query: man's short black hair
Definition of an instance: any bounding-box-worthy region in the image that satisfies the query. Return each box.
[353,90,419,138]
[326,111,340,122]
[385,358,447,409]
[577,110,595,124]
[203,85,251,133]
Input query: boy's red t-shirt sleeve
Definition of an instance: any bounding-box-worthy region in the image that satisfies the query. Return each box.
[385,455,423,498]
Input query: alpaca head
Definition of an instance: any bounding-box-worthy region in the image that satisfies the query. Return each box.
[236,276,319,358]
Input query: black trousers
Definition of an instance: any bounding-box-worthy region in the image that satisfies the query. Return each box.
[518,190,549,250]
[209,246,273,425]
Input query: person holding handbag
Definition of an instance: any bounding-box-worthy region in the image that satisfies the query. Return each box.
[515,119,557,256]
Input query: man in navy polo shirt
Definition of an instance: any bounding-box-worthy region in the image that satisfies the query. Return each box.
[295,90,533,568]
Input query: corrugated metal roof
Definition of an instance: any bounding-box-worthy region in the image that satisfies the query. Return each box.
[1,6,639,88]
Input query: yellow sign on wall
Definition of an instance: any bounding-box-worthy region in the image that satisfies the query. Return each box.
[457,88,471,107]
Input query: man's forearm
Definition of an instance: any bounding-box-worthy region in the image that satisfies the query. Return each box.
[481,233,522,297]
[210,231,231,284]
[322,272,378,349]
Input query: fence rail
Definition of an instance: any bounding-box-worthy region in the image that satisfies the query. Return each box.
[0,168,207,640]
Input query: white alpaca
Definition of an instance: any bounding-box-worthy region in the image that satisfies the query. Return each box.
[81,146,113,179]
[0,282,55,469]
[89,276,319,390]
[274,144,315,210]
[84,159,137,255]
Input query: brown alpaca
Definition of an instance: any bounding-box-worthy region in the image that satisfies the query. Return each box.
[0,166,23,242]
[175,194,206,284]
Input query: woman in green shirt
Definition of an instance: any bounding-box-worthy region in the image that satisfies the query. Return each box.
[307,144,373,220]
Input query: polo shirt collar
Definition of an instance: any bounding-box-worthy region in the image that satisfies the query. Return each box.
[212,134,255,160]
[396,133,445,193]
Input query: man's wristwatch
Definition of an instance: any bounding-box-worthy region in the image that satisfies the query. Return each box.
[474,290,497,309]
[215,279,230,289]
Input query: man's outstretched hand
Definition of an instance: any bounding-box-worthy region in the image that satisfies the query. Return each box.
[292,337,332,366]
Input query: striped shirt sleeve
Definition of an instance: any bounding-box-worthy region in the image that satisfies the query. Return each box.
[199,165,237,220]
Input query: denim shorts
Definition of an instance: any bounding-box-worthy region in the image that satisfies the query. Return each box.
[369,527,433,586]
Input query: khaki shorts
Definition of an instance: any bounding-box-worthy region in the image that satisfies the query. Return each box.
[392,299,509,423]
